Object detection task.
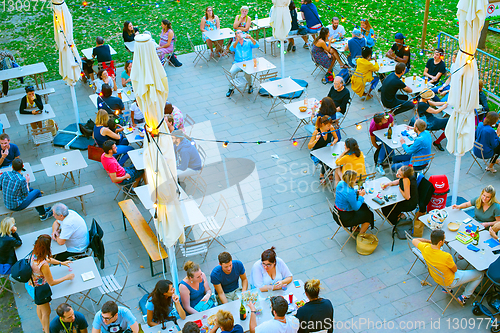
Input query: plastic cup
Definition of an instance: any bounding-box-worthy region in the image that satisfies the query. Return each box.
[288,294,293,303]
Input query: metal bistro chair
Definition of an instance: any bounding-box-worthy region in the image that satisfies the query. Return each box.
[184,114,195,137]
[337,97,352,137]
[357,172,376,185]
[198,195,229,248]
[253,71,278,102]
[222,67,249,103]
[466,141,490,181]
[404,231,430,283]
[326,197,356,251]
[97,250,130,307]
[409,153,436,175]
[425,261,464,315]
[187,33,209,66]
[0,274,16,295]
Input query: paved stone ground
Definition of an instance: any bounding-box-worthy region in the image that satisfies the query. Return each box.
[2,43,499,333]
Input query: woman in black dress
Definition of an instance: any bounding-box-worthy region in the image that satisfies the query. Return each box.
[296,279,334,333]
[308,115,338,184]
[381,165,418,226]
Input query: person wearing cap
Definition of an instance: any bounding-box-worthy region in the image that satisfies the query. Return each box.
[327,17,345,40]
[171,130,202,181]
[0,133,20,168]
[248,296,299,333]
[0,158,53,221]
[345,28,366,68]
[410,88,448,151]
[97,83,125,116]
[380,62,415,115]
[386,32,411,71]
[19,85,44,129]
[423,48,447,85]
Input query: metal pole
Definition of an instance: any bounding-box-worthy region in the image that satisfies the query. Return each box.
[451,154,461,206]
[280,40,285,77]
[62,84,82,149]
[167,246,179,294]
[420,0,431,49]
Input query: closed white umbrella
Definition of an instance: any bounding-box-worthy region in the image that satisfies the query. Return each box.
[270,0,291,77]
[52,0,82,147]
[445,0,488,205]
[131,34,185,287]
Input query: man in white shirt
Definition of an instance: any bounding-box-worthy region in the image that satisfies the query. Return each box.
[51,203,89,261]
[249,296,299,333]
[327,17,346,40]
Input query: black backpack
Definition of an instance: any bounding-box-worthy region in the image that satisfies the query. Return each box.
[10,253,32,283]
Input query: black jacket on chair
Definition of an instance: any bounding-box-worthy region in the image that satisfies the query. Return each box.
[89,219,105,269]
[0,232,22,265]
[417,176,435,213]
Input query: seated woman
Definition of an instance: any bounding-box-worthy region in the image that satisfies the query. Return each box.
[200,6,222,57]
[360,19,375,48]
[146,279,186,327]
[93,109,133,165]
[311,97,343,122]
[233,6,251,34]
[335,138,366,183]
[474,112,500,173]
[19,85,44,129]
[121,60,133,88]
[311,28,347,84]
[157,19,182,67]
[251,247,292,292]
[335,170,374,234]
[94,69,117,93]
[381,165,418,226]
[130,100,144,127]
[0,217,22,275]
[122,21,139,43]
[452,185,500,225]
[164,101,185,131]
[351,47,379,100]
[179,261,213,314]
[295,279,334,333]
[308,115,339,185]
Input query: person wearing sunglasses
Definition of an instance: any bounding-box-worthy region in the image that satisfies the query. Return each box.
[250,247,293,292]
[92,300,139,333]
[248,295,299,333]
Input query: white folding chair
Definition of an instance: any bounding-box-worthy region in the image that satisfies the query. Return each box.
[410,153,436,175]
[97,250,130,307]
[179,238,211,263]
[0,274,16,295]
[425,261,464,315]
[222,67,249,103]
[404,231,430,283]
[199,195,229,248]
[32,125,55,156]
[327,197,356,251]
[184,114,195,137]
[113,182,135,201]
[466,141,490,180]
[187,33,209,66]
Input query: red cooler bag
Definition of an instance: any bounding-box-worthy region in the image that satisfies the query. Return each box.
[427,175,450,211]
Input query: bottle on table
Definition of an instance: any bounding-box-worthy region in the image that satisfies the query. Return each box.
[387,124,393,140]
[240,300,247,320]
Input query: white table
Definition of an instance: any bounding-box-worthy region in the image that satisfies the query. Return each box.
[40,150,88,190]
[15,103,55,126]
[124,40,158,53]
[89,91,132,108]
[15,227,67,260]
[443,104,454,116]
[142,321,177,333]
[310,141,344,191]
[51,257,102,313]
[81,45,117,60]
[0,162,36,183]
[0,63,48,90]
[259,78,304,116]
[134,184,188,210]
[402,76,431,95]
[123,125,145,146]
[449,229,500,271]
[235,57,276,76]
[373,124,416,151]
[128,148,144,170]
[419,206,484,243]
[202,28,235,57]
[285,98,319,138]
[0,114,11,130]
[374,57,396,74]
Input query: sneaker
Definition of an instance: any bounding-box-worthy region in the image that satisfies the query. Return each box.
[303,43,309,49]
[433,141,445,151]
[376,164,385,176]
[226,89,234,97]
[248,86,253,94]
[442,287,453,294]
[457,295,468,305]
[287,43,293,52]
[292,45,296,52]
[40,209,54,221]
[486,166,497,173]
[44,206,52,213]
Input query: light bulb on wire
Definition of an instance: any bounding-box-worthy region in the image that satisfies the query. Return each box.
[292,140,298,146]
[222,141,229,148]
[356,123,362,130]
[106,6,111,13]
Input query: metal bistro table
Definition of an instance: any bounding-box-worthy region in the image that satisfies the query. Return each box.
[374,57,396,74]
[310,141,344,192]
[81,45,117,60]
[372,124,416,167]
[449,229,500,271]
[128,148,144,170]
[89,91,133,108]
[15,104,56,139]
[285,98,319,139]
[0,162,36,183]
[259,78,304,117]
[15,227,67,260]
[0,114,11,130]
[202,28,235,60]
[134,184,189,210]
[0,62,48,90]
[123,125,145,147]
[51,257,103,313]
[402,76,432,95]
[235,57,276,86]
[40,150,88,190]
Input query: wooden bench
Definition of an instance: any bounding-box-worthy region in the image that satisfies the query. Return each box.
[118,199,168,277]
[0,87,56,104]
[265,34,315,56]
[31,164,45,173]
[0,184,94,217]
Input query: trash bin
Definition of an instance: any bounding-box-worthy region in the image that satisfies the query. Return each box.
[427,175,449,211]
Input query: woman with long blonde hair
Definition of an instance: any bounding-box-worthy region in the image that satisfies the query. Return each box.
[0,217,22,275]
[93,109,133,165]
[360,18,375,48]
[453,185,500,225]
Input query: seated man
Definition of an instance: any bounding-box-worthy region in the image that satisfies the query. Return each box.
[413,229,483,304]
[101,140,144,188]
[423,48,446,85]
[411,89,448,151]
[479,79,490,112]
[226,31,259,97]
[182,322,200,333]
[431,50,457,102]
[0,133,20,168]
[211,252,248,304]
[98,84,124,116]
[380,62,414,115]
[369,113,394,176]
[0,159,52,220]
[249,296,299,333]
[345,28,366,68]
[171,130,202,181]
[51,203,90,261]
[474,112,500,173]
[391,119,432,172]
[327,76,350,116]
[92,301,139,333]
[92,36,112,63]
[327,17,345,40]
[386,32,411,72]
[50,303,88,333]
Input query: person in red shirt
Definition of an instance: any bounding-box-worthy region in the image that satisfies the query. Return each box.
[369,113,394,176]
[101,140,145,188]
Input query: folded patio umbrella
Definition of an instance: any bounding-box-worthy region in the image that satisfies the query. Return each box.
[270,0,291,77]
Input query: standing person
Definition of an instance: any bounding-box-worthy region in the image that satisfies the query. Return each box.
[0,50,23,97]
[200,6,222,58]
[0,133,20,168]
[327,17,345,40]
[381,165,418,226]
[210,252,248,304]
[146,279,186,327]
[287,1,299,52]
[92,300,139,333]
[121,60,133,88]
[351,47,379,100]
[423,48,447,85]
[334,138,366,183]
[50,203,89,261]
[413,229,483,305]
[386,32,411,72]
[209,310,243,333]
[0,158,52,220]
[27,235,74,333]
[369,113,394,175]
[327,76,350,116]
[92,37,112,63]
[474,112,500,173]
[49,303,88,333]
[345,28,366,67]
[248,296,299,333]
[452,185,500,223]
[295,279,334,333]
[179,261,213,314]
[412,89,448,151]
[308,116,339,185]
[122,21,139,42]
[360,18,375,48]
[380,62,414,115]
[391,119,432,172]
[300,0,322,48]
[250,247,293,292]
[225,31,259,97]
[0,217,21,275]
[157,19,182,67]
[101,140,144,188]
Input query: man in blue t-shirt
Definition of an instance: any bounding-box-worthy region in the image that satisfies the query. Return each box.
[210,252,248,304]
[98,84,124,116]
[50,303,88,333]
[92,301,139,333]
[345,28,366,68]
[0,133,20,168]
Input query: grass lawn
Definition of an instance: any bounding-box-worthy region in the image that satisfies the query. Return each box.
[0,279,22,333]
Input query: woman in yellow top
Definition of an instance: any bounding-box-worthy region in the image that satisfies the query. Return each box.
[351,47,380,100]
[335,138,366,183]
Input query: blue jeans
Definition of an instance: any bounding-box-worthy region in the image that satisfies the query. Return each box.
[115,145,134,165]
[305,26,322,34]
[377,143,394,164]
[370,77,380,90]
[12,188,45,215]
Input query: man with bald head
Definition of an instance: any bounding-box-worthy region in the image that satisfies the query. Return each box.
[327,76,350,118]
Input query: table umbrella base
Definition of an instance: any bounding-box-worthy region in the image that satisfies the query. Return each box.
[54,124,94,150]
